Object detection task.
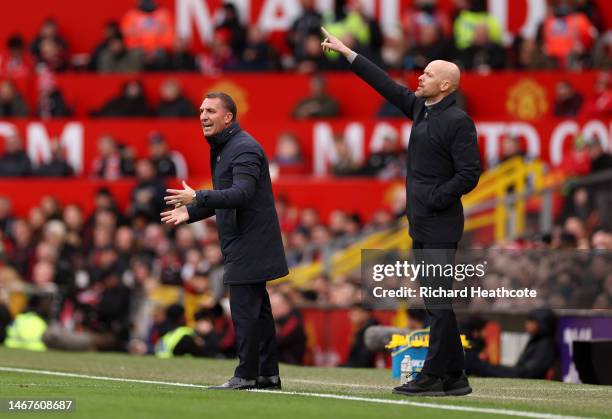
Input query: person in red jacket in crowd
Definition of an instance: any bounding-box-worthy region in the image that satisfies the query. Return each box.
[270,291,306,365]
[542,0,597,69]
[121,0,174,56]
[581,72,612,118]
[0,35,33,78]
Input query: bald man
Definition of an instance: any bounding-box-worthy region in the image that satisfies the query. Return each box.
[322,28,480,397]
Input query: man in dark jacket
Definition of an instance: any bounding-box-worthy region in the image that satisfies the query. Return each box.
[162,92,288,390]
[322,27,480,397]
[466,309,558,379]
[0,134,32,177]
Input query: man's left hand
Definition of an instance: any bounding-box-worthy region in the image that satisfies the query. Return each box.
[165,180,196,207]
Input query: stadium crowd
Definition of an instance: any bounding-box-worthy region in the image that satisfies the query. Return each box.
[1,0,612,119]
[0,0,611,368]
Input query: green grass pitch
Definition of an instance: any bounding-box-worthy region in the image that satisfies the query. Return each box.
[0,347,610,419]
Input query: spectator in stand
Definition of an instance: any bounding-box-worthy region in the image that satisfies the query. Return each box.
[158,38,198,72]
[199,30,238,75]
[272,132,308,175]
[553,81,584,116]
[297,207,321,237]
[91,80,149,117]
[0,134,32,177]
[98,35,144,73]
[0,35,34,78]
[0,197,14,240]
[592,228,612,250]
[542,0,597,70]
[30,18,69,71]
[592,31,612,70]
[511,36,557,70]
[499,135,526,164]
[342,304,379,367]
[401,0,452,52]
[459,22,506,72]
[323,0,384,66]
[236,27,280,72]
[559,187,596,226]
[405,20,453,71]
[121,0,174,60]
[89,21,123,71]
[294,33,335,73]
[287,0,323,64]
[586,138,612,173]
[361,132,405,179]
[36,70,72,118]
[453,0,502,52]
[35,140,74,177]
[155,78,196,117]
[581,72,612,117]
[7,220,34,276]
[559,135,592,176]
[331,134,360,176]
[292,74,339,119]
[91,135,130,180]
[38,39,69,73]
[130,159,166,221]
[0,80,28,117]
[147,132,176,177]
[270,291,307,365]
[214,3,247,58]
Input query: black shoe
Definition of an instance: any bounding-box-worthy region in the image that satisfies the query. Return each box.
[257,375,282,390]
[392,373,445,397]
[443,372,472,396]
[209,376,256,390]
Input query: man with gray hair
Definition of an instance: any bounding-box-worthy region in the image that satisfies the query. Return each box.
[322,27,480,397]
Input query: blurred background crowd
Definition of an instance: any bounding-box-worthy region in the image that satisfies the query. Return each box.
[0,0,611,377]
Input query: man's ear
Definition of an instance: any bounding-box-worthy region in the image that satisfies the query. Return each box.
[225,112,233,124]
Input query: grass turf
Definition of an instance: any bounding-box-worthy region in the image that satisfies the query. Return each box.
[0,347,610,418]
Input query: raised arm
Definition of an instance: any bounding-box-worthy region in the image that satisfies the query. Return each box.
[321,27,417,118]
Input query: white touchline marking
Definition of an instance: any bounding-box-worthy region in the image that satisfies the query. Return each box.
[0,366,594,419]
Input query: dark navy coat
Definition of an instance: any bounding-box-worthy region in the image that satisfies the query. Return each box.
[187,122,288,284]
[350,54,481,243]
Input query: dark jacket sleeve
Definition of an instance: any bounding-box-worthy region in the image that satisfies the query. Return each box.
[186,205,215,224]
[194,151,261,209]
[429,117,481,210]
[350,54,417,118]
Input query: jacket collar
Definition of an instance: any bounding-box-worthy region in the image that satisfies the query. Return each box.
[426,91,457,113]
[205,121,241,149]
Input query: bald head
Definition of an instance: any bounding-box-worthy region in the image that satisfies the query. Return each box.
[416,60,461,104]
[430,60,460,91]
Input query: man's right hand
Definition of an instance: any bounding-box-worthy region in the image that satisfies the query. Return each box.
[321,27,352,58]
[160,205,189,225]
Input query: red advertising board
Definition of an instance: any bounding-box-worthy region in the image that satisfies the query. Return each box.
[1,117,610,179]
[6,70,606,122]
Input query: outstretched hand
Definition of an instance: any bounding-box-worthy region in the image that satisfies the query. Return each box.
[165,180,195,208]
[160,205,189,226]
[320,27,351,57]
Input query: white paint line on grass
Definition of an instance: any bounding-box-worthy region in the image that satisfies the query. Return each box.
[0,366,594,419]
[286,379,549,402]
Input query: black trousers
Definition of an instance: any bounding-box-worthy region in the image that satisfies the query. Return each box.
[412,240,465,377]
[229,283,279,379]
